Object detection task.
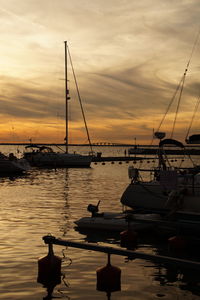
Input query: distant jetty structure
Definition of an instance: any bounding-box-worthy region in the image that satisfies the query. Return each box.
[1,142,200,157]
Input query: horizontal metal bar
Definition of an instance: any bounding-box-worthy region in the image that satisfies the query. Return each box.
[43,235,200,270]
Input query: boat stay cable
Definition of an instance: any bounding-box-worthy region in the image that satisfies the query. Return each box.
[155,28,200,138]
[67,46,94,154]
[156,74,185,135]
[185,96,200,142]
[171,28,200,138]
[170,69,187,139]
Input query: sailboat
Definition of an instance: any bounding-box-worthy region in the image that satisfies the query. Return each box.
[121,136,200,217]
[24,41,92,168]
[121,69,200,218]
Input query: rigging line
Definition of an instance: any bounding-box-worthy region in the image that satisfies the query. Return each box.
[156,27,200,136]
[170,69,187,138]
[187,27,200,69]
[53,144,65,153]
[185,96,200,140]
[67,46,93,154]
[170,28,200,138]
[170,29,200,139]
[156,74,185,133]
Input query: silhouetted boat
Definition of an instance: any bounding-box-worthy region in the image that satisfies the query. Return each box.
[75,211,158,232]
[186,134,200,144]
[0,152,30,175]
[24,144,92,168]
[24,42,92,168]
[121,138,200,219]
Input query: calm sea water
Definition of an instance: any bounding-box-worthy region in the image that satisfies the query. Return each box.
[0,145,200,300]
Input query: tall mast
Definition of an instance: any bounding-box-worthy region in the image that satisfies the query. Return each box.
[64,41,70,153]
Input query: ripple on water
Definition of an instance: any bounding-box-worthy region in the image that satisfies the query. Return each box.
[0,160,200,299]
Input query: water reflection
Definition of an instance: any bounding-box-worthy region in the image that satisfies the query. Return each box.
[42,286,56,300]
[0,172,30,183]
[76,228,121,245]
[42,279,71,300]
[153,264,200,296]
[1,149,200,299]
[37,241,72,299]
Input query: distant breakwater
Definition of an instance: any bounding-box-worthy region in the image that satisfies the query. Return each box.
[0,143,133,147]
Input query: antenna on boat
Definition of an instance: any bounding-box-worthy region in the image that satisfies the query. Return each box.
[64,41,70,154]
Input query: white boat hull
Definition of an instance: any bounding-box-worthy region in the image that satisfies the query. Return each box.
[75,211,200,236]
[24,152,92,168]
[121,181,200,214]
[75,213,159,232]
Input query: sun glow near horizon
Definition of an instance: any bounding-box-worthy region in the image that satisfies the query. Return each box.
[0,0,200,145]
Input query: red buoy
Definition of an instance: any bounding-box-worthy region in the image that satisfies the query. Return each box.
[168,235,187,254]
[37,243,62,288]
[96,254,121,295]
[120,229,138,250]
[120,214,138,249]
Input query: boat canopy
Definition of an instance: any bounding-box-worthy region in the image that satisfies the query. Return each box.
[25,144,54,152]
[154,132,166,140]
[25,144,40,149]
[185,134,200,144]
[159,138,184,148]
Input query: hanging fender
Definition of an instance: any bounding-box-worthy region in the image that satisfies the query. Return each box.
[165,188,187,209]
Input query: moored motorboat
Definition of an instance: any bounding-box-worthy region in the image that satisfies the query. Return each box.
[75,203,200,236]
[24,144,92,168]
[0,152,30,175]
[75,212,160,232]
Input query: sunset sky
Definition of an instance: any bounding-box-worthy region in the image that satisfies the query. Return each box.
[0,0,200,144]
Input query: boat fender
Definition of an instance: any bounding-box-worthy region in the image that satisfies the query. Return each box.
[120,229,138,250]
[165,189,185,209]
[168,235,187,253]
[194,173,200,184]
[96,253,121,294]
[37,243,62,288]
[128,166,139,181]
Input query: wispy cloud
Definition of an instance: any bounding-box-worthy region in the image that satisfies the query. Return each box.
[0,0,199,143]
